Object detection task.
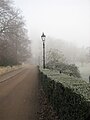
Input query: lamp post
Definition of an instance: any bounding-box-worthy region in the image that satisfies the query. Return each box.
[41,32,46,69]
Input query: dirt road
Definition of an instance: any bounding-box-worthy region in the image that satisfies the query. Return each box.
[0,65,39,120]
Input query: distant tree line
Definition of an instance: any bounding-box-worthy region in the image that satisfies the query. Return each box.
[0,0,31,66]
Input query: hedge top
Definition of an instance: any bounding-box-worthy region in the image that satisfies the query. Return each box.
[41,69,90,101]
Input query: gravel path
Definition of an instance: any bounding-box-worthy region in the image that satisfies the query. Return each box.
[0,65,39,120]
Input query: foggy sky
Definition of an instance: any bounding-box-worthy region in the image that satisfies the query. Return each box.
[14,0,90,47]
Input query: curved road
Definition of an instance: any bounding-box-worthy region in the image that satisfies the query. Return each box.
[0,65,39,120]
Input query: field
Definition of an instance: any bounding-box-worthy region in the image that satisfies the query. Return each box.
[77,63,90,83]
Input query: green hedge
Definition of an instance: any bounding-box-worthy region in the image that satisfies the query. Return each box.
[40,69,90,120]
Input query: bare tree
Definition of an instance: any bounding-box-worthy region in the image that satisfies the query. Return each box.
[0,0,31,66]
[46,48,66,69]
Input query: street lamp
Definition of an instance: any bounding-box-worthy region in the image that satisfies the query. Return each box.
[41,32,46,69]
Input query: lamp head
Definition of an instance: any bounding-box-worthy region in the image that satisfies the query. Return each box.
[41,32,46,41]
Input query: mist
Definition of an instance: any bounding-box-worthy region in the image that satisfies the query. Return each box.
[11,0,90,82]
[14,0,90,47]
[13,0,90,61]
